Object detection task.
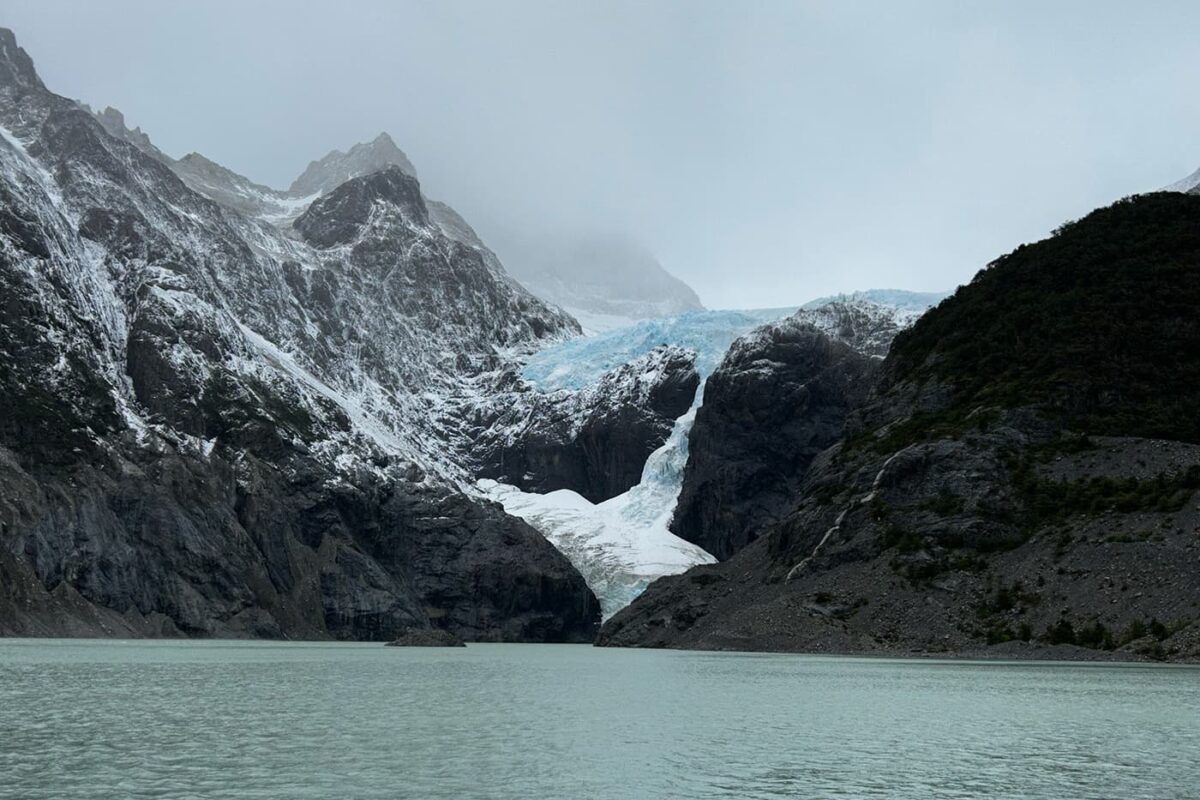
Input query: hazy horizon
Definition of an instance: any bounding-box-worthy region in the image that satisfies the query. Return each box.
[7,1,1200,307]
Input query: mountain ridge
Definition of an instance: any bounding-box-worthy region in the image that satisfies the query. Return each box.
[0,26,601,641]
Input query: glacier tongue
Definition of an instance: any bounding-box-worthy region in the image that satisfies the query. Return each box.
[480,399,713,620]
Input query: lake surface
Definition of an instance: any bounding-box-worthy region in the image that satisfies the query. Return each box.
[1,640,1198,799]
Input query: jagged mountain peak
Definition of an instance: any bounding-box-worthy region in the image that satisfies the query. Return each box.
[175,150,276,193]
[294,164,428,247]
[95,105,130,131]
[0,27,43,92]
[369,130,400,149]
[91,104,173,164]
[289,131,418,196]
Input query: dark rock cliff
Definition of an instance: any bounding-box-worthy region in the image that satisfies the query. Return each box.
[671,322,878,560]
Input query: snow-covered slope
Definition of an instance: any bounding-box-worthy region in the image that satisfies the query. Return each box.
[483,309,796,616]
[480,403,713,619]
[171,152,318,223]
[801,289,949,328]
[1165,166,1200,194]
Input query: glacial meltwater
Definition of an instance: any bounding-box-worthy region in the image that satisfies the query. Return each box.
[2,640,1198,799]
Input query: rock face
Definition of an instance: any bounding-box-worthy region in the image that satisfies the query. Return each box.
[672,320,879,560]
[600,194,1200,662]
[0,27,599,642]
[471,346,700,503]
[0,446,599,642]
[171,152,308,222]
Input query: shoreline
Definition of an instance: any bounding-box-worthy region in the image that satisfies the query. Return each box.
[2,635,1198,667]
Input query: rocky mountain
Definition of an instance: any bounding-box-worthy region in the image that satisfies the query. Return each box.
[669,297,943,561]
[289,131,418,195]
[171,152,315,222]
[600,193,1200,662]
[499,234,705,332]
[0,27,602,641]
[472,345,700,503]
[800,289,949,329]
[671,320,880,561]
[480,309,796,617]
[93,105,172,164]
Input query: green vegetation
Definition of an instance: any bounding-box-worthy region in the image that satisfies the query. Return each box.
[880,524,922,553]
[918,489,966,516]
[849,407,984,454]
[809,483,849,506]
[1039,616,1181,655]
[890,551,988,584]
[1013,462,1200,525]
[882,193,1200,446]
[978,580,1041,615]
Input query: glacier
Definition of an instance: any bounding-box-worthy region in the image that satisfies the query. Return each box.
[485,295,947,618]
[482,308,798,618]
[520,308,798,391]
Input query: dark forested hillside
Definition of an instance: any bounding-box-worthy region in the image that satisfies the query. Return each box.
[884,192,1200,444]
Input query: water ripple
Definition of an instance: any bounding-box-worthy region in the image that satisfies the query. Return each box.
[1,641,1198,799]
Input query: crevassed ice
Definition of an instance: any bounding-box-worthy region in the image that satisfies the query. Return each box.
[520,308,797,391]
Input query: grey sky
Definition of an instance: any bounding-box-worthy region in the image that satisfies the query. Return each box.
[6,1,1200,308]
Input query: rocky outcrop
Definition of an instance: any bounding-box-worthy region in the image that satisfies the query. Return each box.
[0,441,599,642]
[387,628,466,647]
[600,194,1200,662]
[0,28,599,642]
[93,105,173,165]
[471,346,700,503]
[671,320,879,560]
[170,151,306,221]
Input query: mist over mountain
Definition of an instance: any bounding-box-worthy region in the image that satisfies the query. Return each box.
[7,8,1200,800]
[494,233,704,332]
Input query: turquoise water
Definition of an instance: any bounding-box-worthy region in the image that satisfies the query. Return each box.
[1,640,1197,799]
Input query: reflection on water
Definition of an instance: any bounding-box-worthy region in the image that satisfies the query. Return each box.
[1,640,1198,799]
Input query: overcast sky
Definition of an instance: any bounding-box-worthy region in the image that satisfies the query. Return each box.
[7,1,1200,308]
